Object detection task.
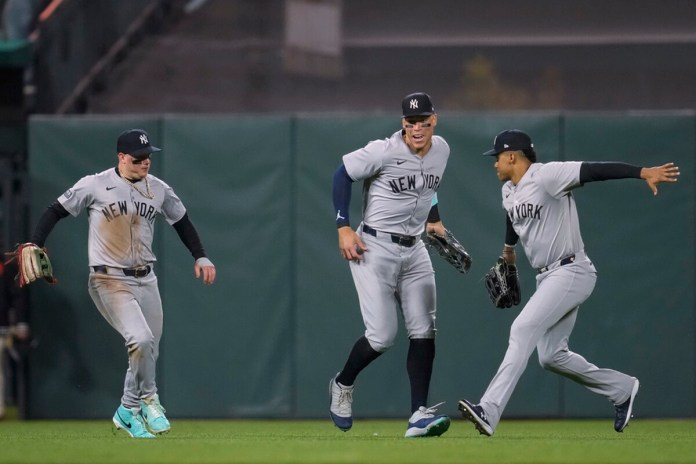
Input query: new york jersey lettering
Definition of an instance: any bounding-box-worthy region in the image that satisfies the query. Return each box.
[388,173,441,193]
[101,201,128,222]
[510,203,543,221]
[389,175,417,193]
[134,201,158,224]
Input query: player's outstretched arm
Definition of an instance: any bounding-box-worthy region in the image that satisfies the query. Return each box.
[640,162,680,195]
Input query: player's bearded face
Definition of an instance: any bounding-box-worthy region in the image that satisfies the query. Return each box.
[402,114,437,154]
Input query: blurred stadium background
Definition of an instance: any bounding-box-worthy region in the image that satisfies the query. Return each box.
[0,0,693,421]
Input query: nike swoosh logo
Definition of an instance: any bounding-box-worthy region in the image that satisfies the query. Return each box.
[397,160,407,165]
[116,410,132,429]
[106,186,117,191]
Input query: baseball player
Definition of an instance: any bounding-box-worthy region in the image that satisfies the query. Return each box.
[459,129,680,436]
[27,129,216,438]
[329,92,451,438]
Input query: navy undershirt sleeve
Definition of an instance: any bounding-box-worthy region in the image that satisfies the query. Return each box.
[427,204,440,223]
[333,164,354,228]
[579,162,642,184]
[30,201,70,247]
[173,213,207,259]
[505,214,519,246]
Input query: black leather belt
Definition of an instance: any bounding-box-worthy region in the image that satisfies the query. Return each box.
[93,265,151,278]
[362,224,417,248]
[537,255,575,274]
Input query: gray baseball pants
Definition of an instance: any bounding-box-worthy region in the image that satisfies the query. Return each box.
[479,257,637,431]
[88,270,162,408]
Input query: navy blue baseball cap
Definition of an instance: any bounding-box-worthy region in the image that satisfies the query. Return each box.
[117,129,161,158]
[482,129,534,156]
[402,92,435,118]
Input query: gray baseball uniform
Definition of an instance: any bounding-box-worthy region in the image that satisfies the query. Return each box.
[343,130,449,350]
[29,129,214,437]
[479,161,636,431]
[58,167,186,407]
[331,93,452,438]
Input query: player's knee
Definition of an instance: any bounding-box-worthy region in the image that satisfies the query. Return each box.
[406,328,436,340]
[538,349,568,371]
[365,335,393,353]
[127,334,155,358]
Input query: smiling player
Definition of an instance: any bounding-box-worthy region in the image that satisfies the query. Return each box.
[329,93,452,438]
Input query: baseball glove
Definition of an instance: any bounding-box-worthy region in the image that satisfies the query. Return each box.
[484,257,521,308]
[424,229,472,274]
[4,243,57,287]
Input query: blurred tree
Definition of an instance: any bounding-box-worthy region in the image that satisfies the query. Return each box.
[450,55,564,110]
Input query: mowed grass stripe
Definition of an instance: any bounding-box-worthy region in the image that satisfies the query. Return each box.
[1,419,695,463]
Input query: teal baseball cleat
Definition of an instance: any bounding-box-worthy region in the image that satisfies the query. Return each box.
[112,405,155,438]
[141,394,171,434]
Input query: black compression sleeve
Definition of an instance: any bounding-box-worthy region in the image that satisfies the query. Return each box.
[505,214,519,246]
[333,164,353,228]
[172,213,207,260]
[579,162,642,184]
[427,204,440,223]
[30,202,70,247]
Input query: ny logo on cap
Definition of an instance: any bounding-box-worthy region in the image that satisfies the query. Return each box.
[139,134,149,145]
[410,99,419,109]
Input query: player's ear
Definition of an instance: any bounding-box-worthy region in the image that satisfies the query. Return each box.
[430,114,438,127]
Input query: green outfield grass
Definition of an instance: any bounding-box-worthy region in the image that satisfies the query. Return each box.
[1,418,695,464]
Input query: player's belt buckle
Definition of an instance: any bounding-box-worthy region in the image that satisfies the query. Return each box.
[537,254,575,274]
[93,265,151,277]
[362,224,416,247]
[124,266,151,278]
[390,234,416,247]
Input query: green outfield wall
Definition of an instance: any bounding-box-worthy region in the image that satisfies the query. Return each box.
[26,112,694,420]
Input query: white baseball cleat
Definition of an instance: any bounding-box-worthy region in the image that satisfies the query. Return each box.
[405,402,451,438]
[329,373,354,431]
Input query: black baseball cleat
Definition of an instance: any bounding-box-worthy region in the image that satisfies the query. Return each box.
[458,399,493,436]
[614,378,640,432]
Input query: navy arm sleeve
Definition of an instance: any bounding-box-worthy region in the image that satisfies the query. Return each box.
[505,214,519,247]
[30,201,70,247]
[172,213,207,260]
[579,162,642,184]
[427,204,440,223]
[333,164,353,228]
